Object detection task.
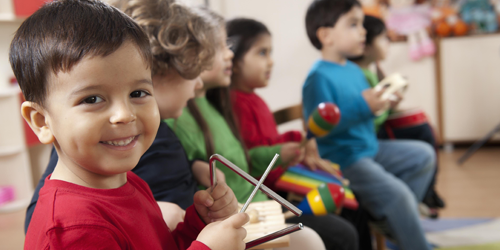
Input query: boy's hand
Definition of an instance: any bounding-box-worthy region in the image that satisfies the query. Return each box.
[193,182,238,224]
[280,142,305,167]
[303,138,337,175]
[362,88,390,114]
[196,213,249,250]
[389,91,404,109]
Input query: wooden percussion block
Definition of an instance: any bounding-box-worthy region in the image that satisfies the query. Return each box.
[243,200,290,250]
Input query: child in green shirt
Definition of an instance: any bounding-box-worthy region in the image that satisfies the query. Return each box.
[167,8,359,250]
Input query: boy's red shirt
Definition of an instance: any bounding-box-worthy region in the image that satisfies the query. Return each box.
[25,171,209,250]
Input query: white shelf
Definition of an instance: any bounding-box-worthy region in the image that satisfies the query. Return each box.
[0,13,24,23]
[0,145,24,157]
[0,197,30,213]
[0,86,20,98]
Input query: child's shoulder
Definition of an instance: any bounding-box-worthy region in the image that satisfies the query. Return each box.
[307,60,363,79]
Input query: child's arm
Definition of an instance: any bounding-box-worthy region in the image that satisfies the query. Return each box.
[303,73,375,134]
[233,101,302,148]
[170,205,211,250]
[247,143,304,176]
[248,145,282,176]
[43,226,125,249]
[195,213,249,250]
[172,184,242,250]
[302,138,338,174]
[157,201,186,229]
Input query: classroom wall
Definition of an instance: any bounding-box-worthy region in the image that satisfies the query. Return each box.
[0,21,21,89]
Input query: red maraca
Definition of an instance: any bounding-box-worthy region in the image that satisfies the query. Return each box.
[307,102,341,138]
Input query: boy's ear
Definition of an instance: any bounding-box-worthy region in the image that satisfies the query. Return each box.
[317,27,333,47]
[21,102,55,144]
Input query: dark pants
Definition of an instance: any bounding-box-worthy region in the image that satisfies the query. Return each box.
[286,212,359,250]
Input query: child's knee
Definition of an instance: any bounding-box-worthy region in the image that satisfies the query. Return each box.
[421,143,436,172]
[413,141,436,173]
[385,180,419,211]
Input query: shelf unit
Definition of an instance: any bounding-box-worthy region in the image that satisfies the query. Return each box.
[439,34,500,142]
[0,86,33,213]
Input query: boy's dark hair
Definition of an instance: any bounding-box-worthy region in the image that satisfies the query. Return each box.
[10,0,152,107]
[305,0,361,50]
[226,18,270,64]
[362,15,386,46]
[349,15,386,61]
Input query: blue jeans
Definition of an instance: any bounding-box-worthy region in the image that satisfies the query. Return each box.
[343,140,435,250]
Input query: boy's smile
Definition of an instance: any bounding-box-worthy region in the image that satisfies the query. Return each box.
[40,41,160,188]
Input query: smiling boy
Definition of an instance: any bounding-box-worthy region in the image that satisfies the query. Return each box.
[12,1,248,249]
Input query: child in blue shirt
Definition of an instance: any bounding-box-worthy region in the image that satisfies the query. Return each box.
[302,0,435,249]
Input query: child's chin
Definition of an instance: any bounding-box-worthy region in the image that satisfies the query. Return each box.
[347,50,364,58]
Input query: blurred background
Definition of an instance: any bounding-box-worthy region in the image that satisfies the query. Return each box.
[1,0,500,249]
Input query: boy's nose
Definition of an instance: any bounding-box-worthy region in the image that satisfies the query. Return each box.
[361,27,367,36]
[226,48,234,60]
[110,102,136,124]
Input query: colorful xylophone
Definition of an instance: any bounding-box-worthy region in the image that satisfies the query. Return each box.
[276,165,359,210]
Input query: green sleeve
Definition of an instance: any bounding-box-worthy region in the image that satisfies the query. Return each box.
[362,68,379,88]
[361,68,390,132]
[248,145,283,178]
[374,110,390,132]
[165,117,207,162]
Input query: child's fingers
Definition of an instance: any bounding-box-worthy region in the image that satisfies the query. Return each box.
[209,188,237,212]
[208,201,238,221]
[194,190,214,207]
[210,182,232,200]
[225,212,250,229]
[236,227,248,243]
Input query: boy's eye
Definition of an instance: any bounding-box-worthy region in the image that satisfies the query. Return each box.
[130,90,150,98]
[259,49,267,56]
[82,96,103,104]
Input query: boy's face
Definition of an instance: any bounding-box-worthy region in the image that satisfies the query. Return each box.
[40,41,160,176]
[234,33,273,89]
[324,6,366,58]
[152,70,203,119]
[201,28,234,88]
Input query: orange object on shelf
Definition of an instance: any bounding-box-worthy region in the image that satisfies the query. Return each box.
[435,21,452,37]
[453,20,469,36]
[13,0,50,17]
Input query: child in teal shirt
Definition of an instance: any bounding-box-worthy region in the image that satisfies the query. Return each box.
[303,1,435,249]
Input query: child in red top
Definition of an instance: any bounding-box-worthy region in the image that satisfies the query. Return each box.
[228,18,335,175]
[227,18,377,250]
[13,1,247,249]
